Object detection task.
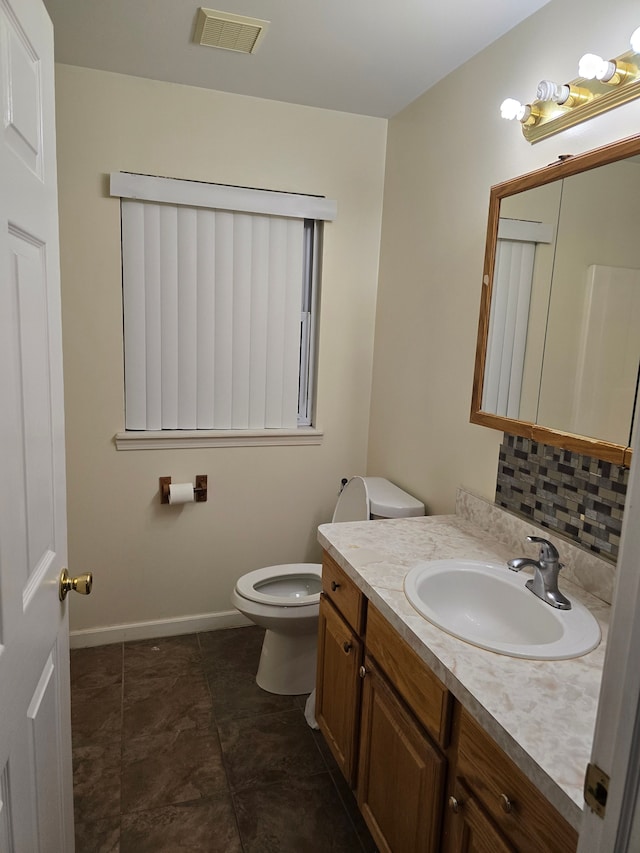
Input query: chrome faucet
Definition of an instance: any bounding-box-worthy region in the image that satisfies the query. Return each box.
[507,536,571,610]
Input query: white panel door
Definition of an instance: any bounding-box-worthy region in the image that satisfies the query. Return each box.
[577,413,640,850]
[0,0,75,850]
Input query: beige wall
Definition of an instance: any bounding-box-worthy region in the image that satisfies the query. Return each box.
[55,66,387,634]
[58,0,640,635]
[367,0,640,515]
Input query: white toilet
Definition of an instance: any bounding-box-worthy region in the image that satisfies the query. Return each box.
[230,476,425,695]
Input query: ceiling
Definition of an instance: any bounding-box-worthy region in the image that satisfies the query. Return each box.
[42,0,552,118]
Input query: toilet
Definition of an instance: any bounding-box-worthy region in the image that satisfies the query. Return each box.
[230,476,425,695]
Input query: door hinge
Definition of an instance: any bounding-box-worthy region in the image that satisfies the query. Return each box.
[584,762,609,818]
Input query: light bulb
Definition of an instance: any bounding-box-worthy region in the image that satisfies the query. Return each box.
[579,53,603,79]
[500,98,528,121]
[631,27,640,53]
[537,80,570,105]
[578,53,617,82]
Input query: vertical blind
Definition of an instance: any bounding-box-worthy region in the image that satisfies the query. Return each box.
[483,238,536,419]
[482,217,554,419]
[112,172,336,433]
[121,201,304,430]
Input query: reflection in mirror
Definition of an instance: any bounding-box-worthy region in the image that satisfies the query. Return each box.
[482,182,561,422]
[472,134,640,463]
[537,160,640,446]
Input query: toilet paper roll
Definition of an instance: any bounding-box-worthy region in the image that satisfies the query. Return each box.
[168,482,195,504]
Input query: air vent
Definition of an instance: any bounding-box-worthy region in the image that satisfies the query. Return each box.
[194,8,269,54]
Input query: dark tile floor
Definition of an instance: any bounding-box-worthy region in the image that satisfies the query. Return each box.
[70,626,377,852]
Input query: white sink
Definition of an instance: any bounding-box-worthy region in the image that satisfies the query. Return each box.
[403,559,601,660]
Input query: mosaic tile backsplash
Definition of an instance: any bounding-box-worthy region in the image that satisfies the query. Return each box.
[496,434,628,563]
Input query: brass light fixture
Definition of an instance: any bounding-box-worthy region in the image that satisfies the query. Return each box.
[500,28,640,143]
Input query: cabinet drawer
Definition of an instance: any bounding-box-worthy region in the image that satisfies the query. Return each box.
[322,553,366,634]
[457,708,577,853]
[366,604,451,748]
[448,777,514,853]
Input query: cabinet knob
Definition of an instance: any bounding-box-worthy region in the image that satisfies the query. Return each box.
[359,665,367,679]
[330,580,340,591]
[448,796,461,814]
[500,793,513,814]
[342,640,353,654]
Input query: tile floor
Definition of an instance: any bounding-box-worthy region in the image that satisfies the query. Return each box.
[70,626,377,852]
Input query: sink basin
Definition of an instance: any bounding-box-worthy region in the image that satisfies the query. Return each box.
[403,559,601,659]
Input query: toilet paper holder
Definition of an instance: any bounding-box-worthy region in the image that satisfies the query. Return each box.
[159,475,208,504]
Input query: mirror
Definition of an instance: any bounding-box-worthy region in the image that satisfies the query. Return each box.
[471,133,640,465]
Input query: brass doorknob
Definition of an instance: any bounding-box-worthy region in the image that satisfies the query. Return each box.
[59,568,93,601]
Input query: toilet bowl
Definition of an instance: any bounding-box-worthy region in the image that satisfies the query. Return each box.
[231,476,425,695]
[230,564,323,695]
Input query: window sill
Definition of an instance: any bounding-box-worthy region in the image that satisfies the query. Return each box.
[114,427,324,450]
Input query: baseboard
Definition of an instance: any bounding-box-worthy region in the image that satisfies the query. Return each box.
[69,609,253,648]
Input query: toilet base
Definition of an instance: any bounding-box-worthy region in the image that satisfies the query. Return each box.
[256,628,317,695]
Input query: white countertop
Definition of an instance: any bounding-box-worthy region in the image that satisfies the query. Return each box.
[317,497,610,831]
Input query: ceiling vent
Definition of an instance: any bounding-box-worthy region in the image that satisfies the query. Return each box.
[194,8,270,54]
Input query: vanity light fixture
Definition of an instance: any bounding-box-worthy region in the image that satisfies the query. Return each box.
[502,26,640,142]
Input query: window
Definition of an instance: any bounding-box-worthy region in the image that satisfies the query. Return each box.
[110,173,336,441]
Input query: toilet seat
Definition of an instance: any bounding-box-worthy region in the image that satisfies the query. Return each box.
[331,476,425,521]
[235,563,322,607]
[332,476,370,522]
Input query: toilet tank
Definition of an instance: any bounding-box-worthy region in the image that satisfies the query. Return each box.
[332,476,425,522]
[365,477,425,519]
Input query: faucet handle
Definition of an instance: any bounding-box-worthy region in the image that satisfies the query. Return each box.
[526,536,559,563]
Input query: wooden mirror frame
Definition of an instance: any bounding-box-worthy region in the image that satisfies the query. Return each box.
[470,132,640,467]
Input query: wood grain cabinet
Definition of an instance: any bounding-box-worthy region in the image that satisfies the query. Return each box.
[315,556,365,786]
[446,778,515,853]
[316,552,579,853]
[445,708,578,853]
[358,656,445,853]
[317,554,450,851]
[360,603,450,853]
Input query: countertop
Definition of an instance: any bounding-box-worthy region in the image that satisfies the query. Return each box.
[317,494,611,831]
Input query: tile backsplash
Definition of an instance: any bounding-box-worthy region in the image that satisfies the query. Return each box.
[496,434,628,563]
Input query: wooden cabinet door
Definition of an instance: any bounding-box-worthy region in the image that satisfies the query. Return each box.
[357,657,445,853]
[447,779,515,853]
[315,594,363,786]
[456,708,577,852]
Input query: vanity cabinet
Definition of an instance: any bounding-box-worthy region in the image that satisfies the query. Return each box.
[316,551,581,853]
[445,707,578,853]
